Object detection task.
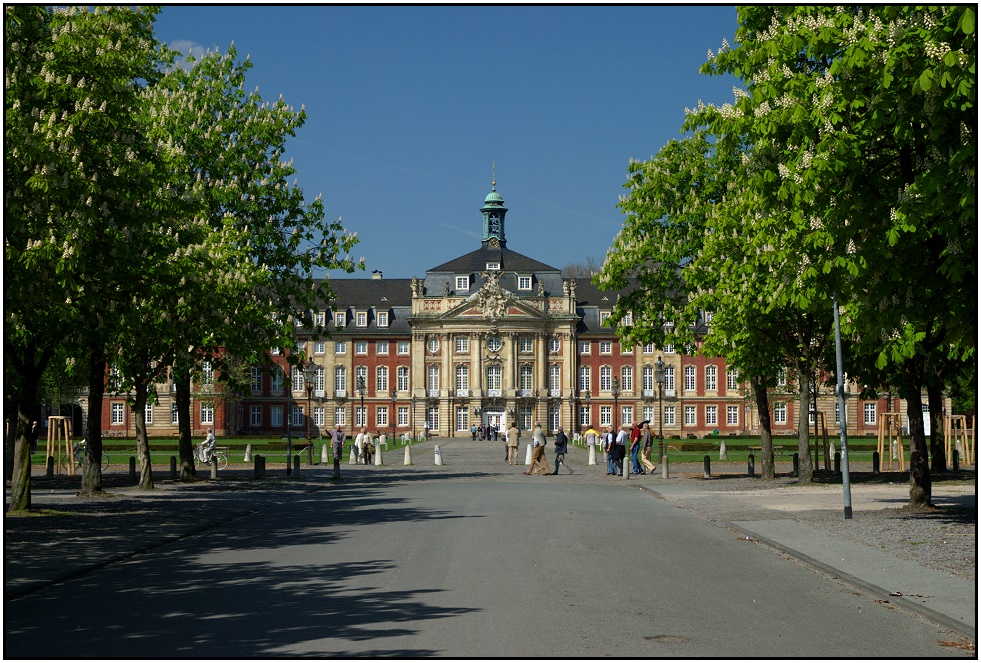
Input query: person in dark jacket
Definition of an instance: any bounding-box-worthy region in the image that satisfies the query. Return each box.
[551,426,574,475]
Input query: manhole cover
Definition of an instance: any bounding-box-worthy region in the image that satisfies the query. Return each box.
[645,635,689,644]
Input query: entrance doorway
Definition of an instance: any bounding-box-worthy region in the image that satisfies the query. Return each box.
[484,409,505,433]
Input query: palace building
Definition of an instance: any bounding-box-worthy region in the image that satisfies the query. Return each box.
[94,182,937,441]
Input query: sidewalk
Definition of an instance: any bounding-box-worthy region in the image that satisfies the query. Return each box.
[5,438,976,644]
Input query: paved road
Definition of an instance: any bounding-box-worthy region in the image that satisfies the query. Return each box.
[4,438,969,657]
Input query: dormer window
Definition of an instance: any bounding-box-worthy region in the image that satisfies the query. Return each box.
[486,262,500,271]
[334,311,346,327]
[377,311,389,327]
[356,311,367,327]
[518,276,532,290]
[600,311,612,326]
[455,275,470,291]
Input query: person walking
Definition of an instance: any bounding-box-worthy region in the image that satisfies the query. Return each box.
[551,426,574,474]
[603,426,617,476]
[507,421,520,465]
[614,425,630,476]
[640,421,657,474]
[525,422,551,475]
[362,431,374,464]
[331,424,345,463]
[354,427,370,464]
[630,422,643,475]
[471,424,477,441]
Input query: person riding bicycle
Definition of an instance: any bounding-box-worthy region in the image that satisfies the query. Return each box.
[198,428,216,463]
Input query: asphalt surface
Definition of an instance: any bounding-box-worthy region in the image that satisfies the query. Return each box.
[5,436,976,656]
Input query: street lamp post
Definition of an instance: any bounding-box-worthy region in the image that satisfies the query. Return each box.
[303,360,317,465]
[611,376,622,479]
[391,388,397,444]
[286,363,293,476]
[357,374,366,433]
[655,355,665,463]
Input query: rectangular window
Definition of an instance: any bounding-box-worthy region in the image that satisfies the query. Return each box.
[684,366,696,391]
[315,366,325,393]
[864,402,877,425]
[355,341,367,355]
[519,405,533,431]
[455,276,470,291]
[356,312,367,327]
[519,365,533,391]
[398,406,409,427]
[427,365,440,393]
[427,406,439,433]
[293,369,304,392]
[664,366,675,394]
[335,311,346,327]
[620,366,633,392]
[397,341,410,355]
[314,341,326,355]
[774,403,787,425]
[455,406,468,431]
[486,365,502,391]
[664,344,675,354]
[621,406,633,426]
[377,406,389,427]
[250,366,263,394]
[201,361,214,386]
[548,405,560,432]
[486,262,500,271]
[518,276,532,290]
[292,405,303,427]
[643,343,655,354]
[600,311,611,326]
[250,405,262,427]
[314,406,325,428]
[600,366,612,391]
[397,366,409,392]
[519,337,533,354]
[315,311,325,327]
[201,404,214,425]
[144,403,153,425]
[548,364,561,392]
[777,369,787,387]
[835,401,841,425]
[335,341,347,354]
[172,403,179,424]
[455,336,469,353]
[333,407,346,427]
[579,406,590,426]
[621,344,633,354]
[376,366,388,392]
[271,406,283,427]
[684,405,696,425]
[600,341,612,354]
[727,369,739,391]
[727,405,739,425]
[578,366,591,393]
[664,406,675,425]
[455,365,469,391]
[705,406,717,426]
[579,341,590,355]
[705,365,717,391]
[377,341,389,355]
[643,406,655,423]
[335,366,347,392]
[600,406,612,427]
[356,406,366,428]
[377,312,389,328]
[355,366,367,392]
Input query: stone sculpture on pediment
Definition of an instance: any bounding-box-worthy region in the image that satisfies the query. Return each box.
[474,271,514,322]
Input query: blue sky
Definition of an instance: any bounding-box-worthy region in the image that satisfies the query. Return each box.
[152,5,740,280]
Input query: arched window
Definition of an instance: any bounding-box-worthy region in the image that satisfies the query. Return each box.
[621,366,633,391]
[705,365,717,391]
[684,365,696,391]
[334,366,346,392]
[578,366,591,393]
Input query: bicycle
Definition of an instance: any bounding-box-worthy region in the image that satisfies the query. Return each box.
[194,445,228,470]
[62,441,110,473]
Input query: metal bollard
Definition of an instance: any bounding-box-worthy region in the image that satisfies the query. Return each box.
[293,455,300,475]
[170,456,177,479]
[254,454,262,479]
[703,455,711,479]
[872,450,880,474]
[834,452,841,476]
[210,455,218,479]
[792,452,799,478]
[46,456,55,479]
[953,449,960,472]
[747,453,755,477]
[129,456,137,481]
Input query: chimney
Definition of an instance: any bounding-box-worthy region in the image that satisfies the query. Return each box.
[371,270,383,280]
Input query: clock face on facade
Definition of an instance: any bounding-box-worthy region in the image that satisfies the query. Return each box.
[488,238,499,248]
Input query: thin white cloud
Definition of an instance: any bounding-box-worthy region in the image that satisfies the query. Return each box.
[167,39,207,70]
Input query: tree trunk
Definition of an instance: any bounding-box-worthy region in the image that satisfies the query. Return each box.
[131,381,154,490]
[5,394,20,482]
[904,359,932,507]
[175,368,196,481]
[752,375,774,480]
[795,362,814,482]
[7,382,40,512]
[927,379,947,473]
[79,345,107,497]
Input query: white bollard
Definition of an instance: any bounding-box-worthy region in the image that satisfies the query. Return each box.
[244,443,253,463]
[321,443,330,464]
[525,443,533,466]
[719,440,728,461]
[588,444,597,466]
[379,433,388,450]
[375,444,383,466]
[434,444,443,466]
[349,445,356,465]
[404,444,412,465]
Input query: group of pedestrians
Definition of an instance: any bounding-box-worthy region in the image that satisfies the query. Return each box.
[502,422,574,475]
[589,421,657,476]
[471,423,499,441]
